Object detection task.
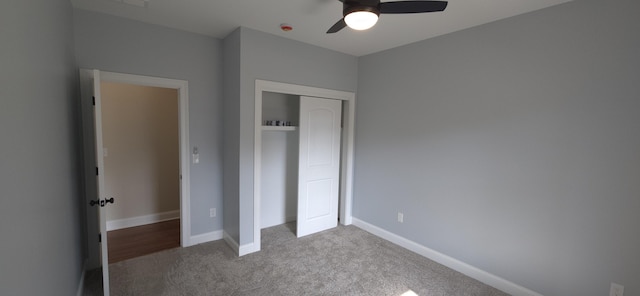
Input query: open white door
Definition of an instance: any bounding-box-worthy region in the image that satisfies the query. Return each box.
[93,70,111,296]
[80,69,111,296]
[297,96,342,237]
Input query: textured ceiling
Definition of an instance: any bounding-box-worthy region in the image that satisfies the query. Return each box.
[71,0,572,56]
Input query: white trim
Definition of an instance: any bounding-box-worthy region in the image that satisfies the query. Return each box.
[106,210,180,231]
[253,80,356,255]
[339,95,356,226]
[190,230,224,245]
[352,218,543,296]
[223,231,240,255]
[97,70,191,247]
[260,214,297,230]
[178,81,191,247]
[254,85,263,254]
[99,72,187,90]
[239,243,259,256]
[222,231,259,256]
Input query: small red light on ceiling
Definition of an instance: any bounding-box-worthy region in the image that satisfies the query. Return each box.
[280,23,293,32]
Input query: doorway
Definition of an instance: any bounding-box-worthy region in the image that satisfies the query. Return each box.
[100,82,180,263]
[252,80,356,255]
[80,70,191,295]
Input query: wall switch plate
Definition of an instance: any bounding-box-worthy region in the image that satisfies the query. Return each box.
[192,146,199,164]
[610,283,624,296]
[210,208,216,218]
[398,212,404,223]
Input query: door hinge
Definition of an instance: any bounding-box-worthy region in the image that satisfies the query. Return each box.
[96,167,99,175]
[92,96,95,106]
[98,233,102,243]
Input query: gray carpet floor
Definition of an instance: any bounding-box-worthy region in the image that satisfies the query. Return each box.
[84,223,509,295]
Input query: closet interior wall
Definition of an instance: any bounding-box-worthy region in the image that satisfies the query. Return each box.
[260,92,300,229]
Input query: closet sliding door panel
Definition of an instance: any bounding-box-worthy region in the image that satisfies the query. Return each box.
[297,96,342,237]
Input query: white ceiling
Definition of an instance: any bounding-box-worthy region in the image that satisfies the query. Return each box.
[70,0,571,57]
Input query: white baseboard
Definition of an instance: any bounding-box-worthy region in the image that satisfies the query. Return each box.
[351,218,543,296]
[223,231,240,254]
[221,231,260,256]
[190,230,223,246]
[239,242,259,256]
[261,216,297,230]
[106,210,179,231]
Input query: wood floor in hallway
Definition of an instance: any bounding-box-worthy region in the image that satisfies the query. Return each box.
[107,219,180,264]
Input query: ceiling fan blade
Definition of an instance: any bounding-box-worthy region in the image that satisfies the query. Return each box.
[380,1,448,14]
[327,18,347,33]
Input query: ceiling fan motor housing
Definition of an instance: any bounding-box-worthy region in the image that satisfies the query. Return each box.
[343,0,381,17]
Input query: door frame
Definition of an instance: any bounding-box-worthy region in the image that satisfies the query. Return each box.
[253,80,356,253]
[81,70,191,270]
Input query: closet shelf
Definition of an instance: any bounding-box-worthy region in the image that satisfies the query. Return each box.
[262,126,298,131]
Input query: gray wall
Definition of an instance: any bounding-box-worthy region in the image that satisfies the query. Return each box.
[354,0,640,295]
[230,27,358,246]
[222,28,241,242]
[0,1,84,295]
[73,9,224,239]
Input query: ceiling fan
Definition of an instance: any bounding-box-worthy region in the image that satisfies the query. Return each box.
[326,0,448,33]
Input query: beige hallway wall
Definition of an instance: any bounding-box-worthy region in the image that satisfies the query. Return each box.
[101,82,179,224]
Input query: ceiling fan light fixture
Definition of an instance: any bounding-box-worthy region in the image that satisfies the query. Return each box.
[344,10,379,30]
[328,0,448,34]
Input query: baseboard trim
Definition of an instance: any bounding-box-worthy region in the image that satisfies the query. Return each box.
[238,242,259,256]
[222,231,260,256]
[106,210,179,231]
[351,218,542,296]
[223,231,240,255]
[189,230,223,246]
[261,216,297,230]
[76,260,87,296]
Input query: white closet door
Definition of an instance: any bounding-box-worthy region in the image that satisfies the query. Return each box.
[297,96,342,237]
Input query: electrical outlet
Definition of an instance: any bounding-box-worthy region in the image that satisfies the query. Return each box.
[210,208,216,218]
[610,283,624,296]
[397,212,404,223]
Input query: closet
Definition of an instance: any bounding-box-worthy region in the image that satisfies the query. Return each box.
[260,91,342,237]
[260,92,299,229]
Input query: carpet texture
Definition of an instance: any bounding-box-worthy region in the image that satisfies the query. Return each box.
[85,223,509,295]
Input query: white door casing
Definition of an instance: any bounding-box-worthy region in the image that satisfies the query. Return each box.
[80,69,191,296]
[97,71,191,248]
[252,80,356,256]
[297,96,342,237]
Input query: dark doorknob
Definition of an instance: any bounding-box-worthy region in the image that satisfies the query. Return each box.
[100,197,115,207]
[90,198,115,207]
